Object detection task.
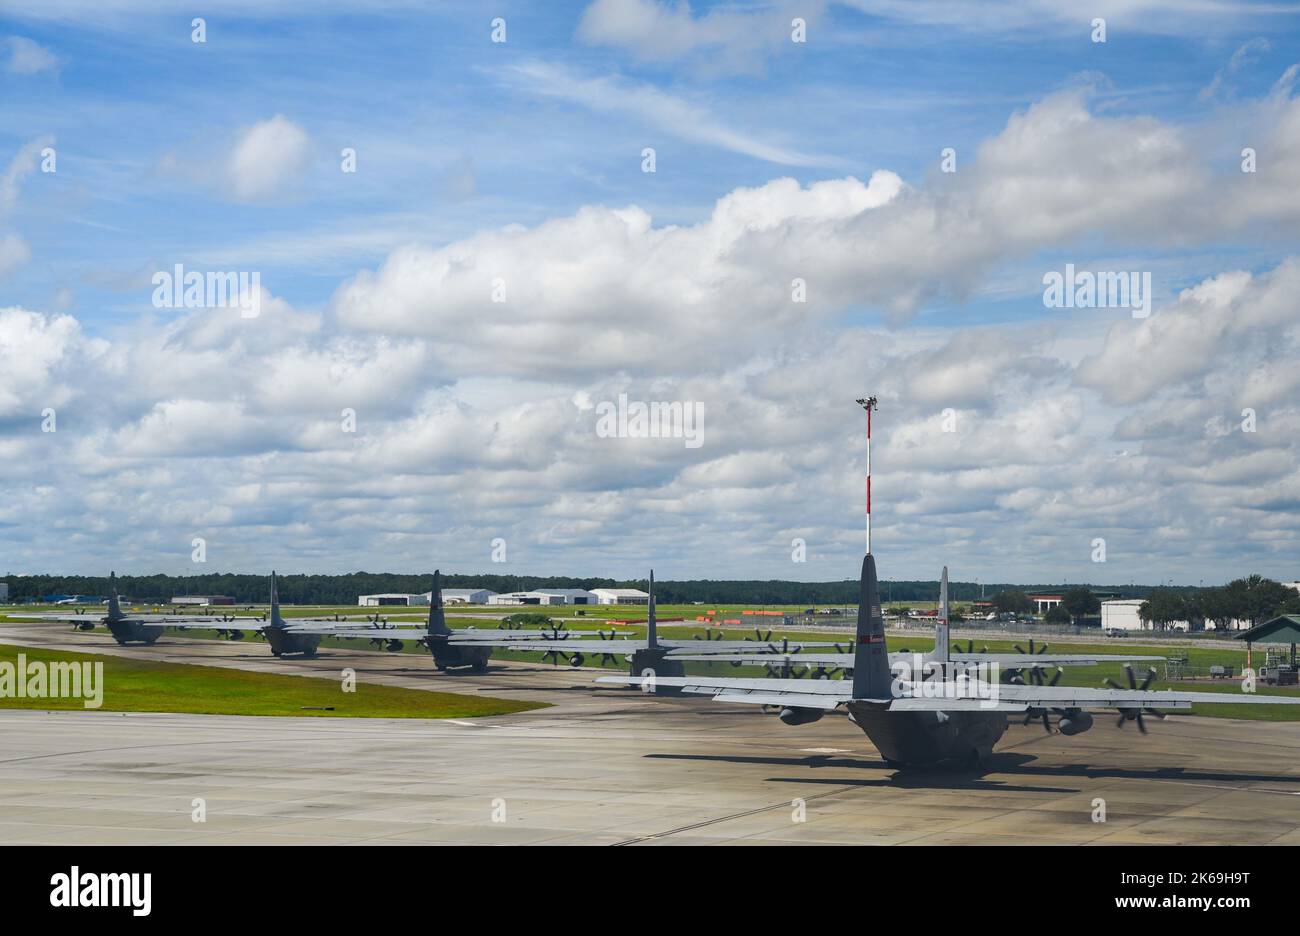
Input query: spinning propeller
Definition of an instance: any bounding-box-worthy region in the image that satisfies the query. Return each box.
[1021,667,1063,732]
[1104,666,1165,734]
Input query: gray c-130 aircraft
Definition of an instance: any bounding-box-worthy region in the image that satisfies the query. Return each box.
[596,552,1300,767]
[32,570,571,658]
[667,566,1165,680]
[318,569,844,675]
[32,571,384,655]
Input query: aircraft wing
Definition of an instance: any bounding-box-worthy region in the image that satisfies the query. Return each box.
[662,639,842,652]
[954,653,1164,666]
[664,651,1164,668]
[18,613,256,625]
[597,674,1300,715]
[665,652,849,664]
[469,638,645,653]
[969,682,1300,711]
[306,628,580,644]
[596,674,853,709]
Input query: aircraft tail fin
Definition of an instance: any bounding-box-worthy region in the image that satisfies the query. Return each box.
[107,572,125,623]
[427,570,450,636]
[270,571,285,629]
[851,554,892,700]
[647,571,657,649]
[932,566,950,664]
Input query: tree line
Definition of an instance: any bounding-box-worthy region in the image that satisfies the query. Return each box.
[4,570,1288,609]
[1135,575,1299,631]
[981,577,1299,630]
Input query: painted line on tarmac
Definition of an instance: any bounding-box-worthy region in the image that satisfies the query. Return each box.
[611,785,860,845]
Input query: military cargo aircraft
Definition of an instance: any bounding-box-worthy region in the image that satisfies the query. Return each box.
[17,572,265,646]
[668,566,1164,680]
[596,553,1300,768]
[318,570,842,674]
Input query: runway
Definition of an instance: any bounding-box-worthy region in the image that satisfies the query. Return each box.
[2,624,1300,845]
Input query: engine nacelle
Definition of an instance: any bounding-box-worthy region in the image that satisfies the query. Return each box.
[228,629,245,641]
[778,706,824,726]
[568,653,585,668]
[385,639,404,652]
[1057,710,1094,736]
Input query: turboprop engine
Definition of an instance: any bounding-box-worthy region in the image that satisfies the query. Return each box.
[778,707,824,726]
[1057,709,1094,736]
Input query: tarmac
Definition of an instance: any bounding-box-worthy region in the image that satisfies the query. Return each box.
[2,622,1299,845]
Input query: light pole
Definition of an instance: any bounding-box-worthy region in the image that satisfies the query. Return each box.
[856,396,877,555]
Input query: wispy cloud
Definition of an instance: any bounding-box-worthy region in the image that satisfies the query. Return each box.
[1200,37,1271,100]
[502,61,841,168]
[3,36,59,75]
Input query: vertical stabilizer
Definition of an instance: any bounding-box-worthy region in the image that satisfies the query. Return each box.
[647,571,657,649]
[851,554,892,699]
[107,572,125,623]
[427,570,450,637]
[932,566,950,664]
[270,571,285,629]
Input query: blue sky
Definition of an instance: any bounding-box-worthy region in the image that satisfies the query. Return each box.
[2,1,1299,585]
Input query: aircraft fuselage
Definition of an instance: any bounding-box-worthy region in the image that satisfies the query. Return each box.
[428,638,491,672]
[263,628,321,657]
[106,620,164,645]
[846,701,1008,767]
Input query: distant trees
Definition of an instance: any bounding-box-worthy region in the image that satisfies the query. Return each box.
[1138,589,1186,632]
[1138,576,1298,632]
[1224,575,1296,628]
[1044,604,1072,626]
[1061,587,1101,624]
[992,589,1034,615]
[5,571,1296,617]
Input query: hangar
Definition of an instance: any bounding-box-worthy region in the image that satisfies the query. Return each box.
[357,593,431,607]
[171,595,235,606]
[590,588,650,605]
[437,588,496,605]
[488,589,595,606]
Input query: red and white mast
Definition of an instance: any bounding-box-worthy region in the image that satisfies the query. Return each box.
[856,396,878,555]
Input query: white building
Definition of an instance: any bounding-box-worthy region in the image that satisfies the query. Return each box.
[1028,593,1064,614]
[534,588,597,605]
[486,589,596,606]
[172,595,235,606]
[488,592,540,606]
[1101,599,1188,632]
[590,588,651,606]
[437,588,496,605]
[357,593,430,607]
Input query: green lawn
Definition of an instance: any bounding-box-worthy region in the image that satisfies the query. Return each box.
[0,643,546,719]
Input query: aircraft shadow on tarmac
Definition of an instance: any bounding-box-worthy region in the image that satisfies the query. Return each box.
[644,751,1300,793]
